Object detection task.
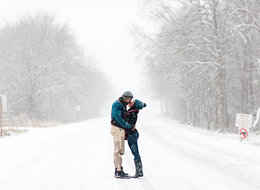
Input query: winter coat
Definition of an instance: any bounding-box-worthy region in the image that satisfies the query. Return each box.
[111,97,132,129]
[124,99,146,138]
[124,99,146,126]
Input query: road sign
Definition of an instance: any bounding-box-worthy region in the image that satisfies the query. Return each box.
[239,128,248,139]
[235,113,252,141]
[235,113,253,128]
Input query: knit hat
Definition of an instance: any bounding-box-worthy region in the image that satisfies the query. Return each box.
[122,91,133,99]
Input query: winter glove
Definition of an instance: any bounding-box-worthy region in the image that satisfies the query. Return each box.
[131,125,136,131]
[134,99,146,109]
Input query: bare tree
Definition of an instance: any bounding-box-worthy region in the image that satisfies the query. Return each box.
[0,12,109,122]
[136,0,260,132]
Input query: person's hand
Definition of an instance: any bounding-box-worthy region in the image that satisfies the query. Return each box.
[129,100,135,107]
[131,125,136,131]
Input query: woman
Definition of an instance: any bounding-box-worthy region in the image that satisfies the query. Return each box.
[124,99,146,178]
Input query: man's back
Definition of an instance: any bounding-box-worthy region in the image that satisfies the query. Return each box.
[111,98,131,129]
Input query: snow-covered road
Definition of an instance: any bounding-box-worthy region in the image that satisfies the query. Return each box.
[0,114,260,190]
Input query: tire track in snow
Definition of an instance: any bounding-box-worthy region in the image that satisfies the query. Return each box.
[125,157,156,190]
[1,124,97,190]
[26,132,88,190]
[0,130,84,190]
[142,124,260,190]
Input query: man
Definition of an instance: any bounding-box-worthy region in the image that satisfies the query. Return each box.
[111,91,135,178]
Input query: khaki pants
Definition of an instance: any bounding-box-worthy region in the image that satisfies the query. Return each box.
[111,124,125,171]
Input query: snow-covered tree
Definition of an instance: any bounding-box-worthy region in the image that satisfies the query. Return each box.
[0,13,109,122]
[137,0,260,132]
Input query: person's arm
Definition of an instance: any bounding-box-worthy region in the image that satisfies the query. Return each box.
[112,103,132,129]
[134,99,147,109]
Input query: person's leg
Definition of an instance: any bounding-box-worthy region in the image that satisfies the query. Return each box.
[127,130,140,160]
[111,125,125,171]
[128,130,143,178]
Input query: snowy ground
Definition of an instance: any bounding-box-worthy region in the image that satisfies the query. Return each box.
[0,113,260,190]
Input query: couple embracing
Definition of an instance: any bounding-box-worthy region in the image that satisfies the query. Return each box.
[110,91,146,179]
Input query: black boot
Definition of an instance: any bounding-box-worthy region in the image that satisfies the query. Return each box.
[115,167,129,176]
[114,167,130,179]
[133,159,143,178]
[121,167,129,176]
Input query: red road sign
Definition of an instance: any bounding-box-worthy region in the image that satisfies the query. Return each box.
[239,128,248,139]
[236,114,253,128]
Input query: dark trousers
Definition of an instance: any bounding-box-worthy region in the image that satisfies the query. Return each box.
[127,130,140,160]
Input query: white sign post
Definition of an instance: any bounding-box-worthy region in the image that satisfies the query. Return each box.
[0,95,7,112]
[76,105,81,122]
[0,96,2,138]
[235,113,253,141]
[0,95,6,138]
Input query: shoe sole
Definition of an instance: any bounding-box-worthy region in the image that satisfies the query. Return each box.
[132,175,144,178]
[114,176,132,179]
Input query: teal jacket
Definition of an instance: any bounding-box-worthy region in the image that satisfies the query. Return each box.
[111,97,132,129]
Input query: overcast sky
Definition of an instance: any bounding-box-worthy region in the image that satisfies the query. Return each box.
[0,0,153,97]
